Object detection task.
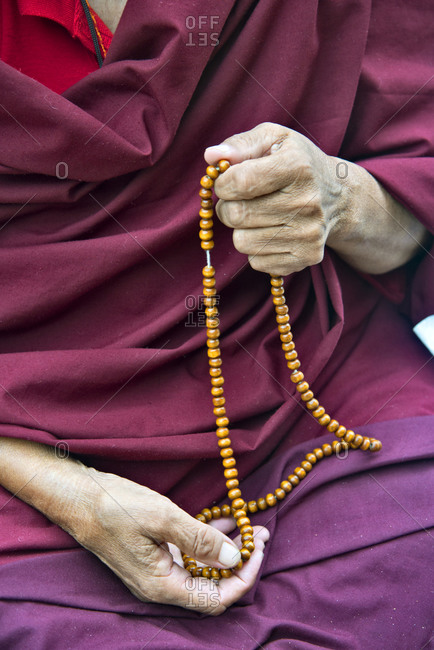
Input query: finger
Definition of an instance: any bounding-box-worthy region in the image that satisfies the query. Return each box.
[163,504,241,569]
[216,186,317,230]
[232,221,325,257]
[248,251,320,276]
[204,122,288,166]
[208,517,237,534]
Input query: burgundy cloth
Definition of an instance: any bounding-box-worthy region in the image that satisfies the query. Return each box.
[0,0,433,647]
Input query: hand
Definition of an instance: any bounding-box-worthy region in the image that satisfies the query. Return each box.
[82,468,269,615]
[205,122,429,275]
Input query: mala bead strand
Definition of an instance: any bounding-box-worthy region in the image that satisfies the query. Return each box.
[183,162,382,581]
[270,275,382,453]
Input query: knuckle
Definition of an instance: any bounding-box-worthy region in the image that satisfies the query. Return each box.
[190,525,219,559]
[226,200,246,227]
[232,228,250,254]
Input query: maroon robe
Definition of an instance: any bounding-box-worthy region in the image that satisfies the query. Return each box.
[0,0,433,647]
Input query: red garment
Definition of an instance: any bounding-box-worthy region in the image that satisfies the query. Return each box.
[0,0,433,647]
[0,0,112,93]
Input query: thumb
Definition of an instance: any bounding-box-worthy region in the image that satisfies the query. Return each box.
[204,121,288,165]
[165,505,241,569]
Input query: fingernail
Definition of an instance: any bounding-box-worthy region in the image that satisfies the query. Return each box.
[218,541,241,568]
[205,144,232,156]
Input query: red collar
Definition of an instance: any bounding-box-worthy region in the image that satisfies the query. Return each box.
[17,0,112,55]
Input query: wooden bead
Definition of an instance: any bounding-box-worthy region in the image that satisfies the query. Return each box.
[221,504,231,517]
[306,398,319,410]
[305,453,317,464]
[199,188,213,199]
[301,461,312,472]
[327,419,339,433]
[280,480,292,493]
[232,498,245,510]
[244,540,255,553]
[212,395,225,406]
[294,467,306,479]
[200,229,214,241]
[216,416,229,427]
[222,457,236,468]
[290,371,304,383]
[270,276,283,286]
[226,478,239,490]
[242,533,254,543]
[275,488,286,500]
[265,493,277,507]
[273,296,286,306]
[247,500,258,513]
[228,488,242,500]
[192,567,202,577]
[237,517,250,528]
[335,425,347,438]
[360,437,371,451]
[370,440,382,452]
[233,509,246,520]
[203,287,217,297]
[202,567,212,578]
[224,468,238,479]
[278,324,291,334]
[216,427,229,438]
[350,435,363,449]
[201,199,213,209]
[240,548,251,562]
[201,240,214,250]
[220,568,233,579]
[257,497,268,510]
[271,286,284,296]
[206,165,219,179]
[211,385,224,395]
[211,506,221,519]
[275,305,288,314]
[201,508,212,521]
[205,306,218,317]
[207,318,219,328]
[312,406,325,418]
[281,341,295,352]
[344,430,355,444]
[331,440,341,453]
[195,514,207,523]
[211,568,221,580]
[199,208,214,219]
[207,339,220,349]
[213,406,226,417]
[313,447,324,459]
[211,376,224,387]
[287,360,301,370]
[217,437,231,448]
[200,219,213,230]
[318,414,331,427]
[322,443,333,456]
[288,474,300,486]
[209,358,222,368]
[220,448,233,458]
[210,368,222,377]
[276,314,289,324]
[296,381,310,393]
[200,175,214,189]
[280,332,293,343]
[285,350,298,361]
[217,160,230,172]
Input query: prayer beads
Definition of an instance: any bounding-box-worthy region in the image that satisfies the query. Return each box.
[182,161,382,581]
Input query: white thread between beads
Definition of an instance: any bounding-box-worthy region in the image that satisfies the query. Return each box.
[206,250,211,267]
